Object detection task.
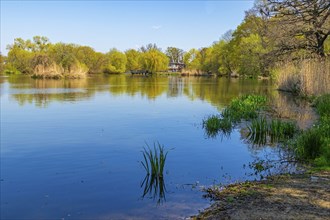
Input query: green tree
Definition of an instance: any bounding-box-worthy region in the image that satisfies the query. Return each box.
[74,46,106,73]
[140,49,169,73]
[104,49,127,74]
[0,53,5,74]
[165,47,184,63]
[125,49,142,71]
[6,46,34,74]
[183,48,201,71]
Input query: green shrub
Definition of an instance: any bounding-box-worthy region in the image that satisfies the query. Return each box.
[4,64,21,75]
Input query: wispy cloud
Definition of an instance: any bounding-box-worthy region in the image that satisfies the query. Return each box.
[152,25,162,30]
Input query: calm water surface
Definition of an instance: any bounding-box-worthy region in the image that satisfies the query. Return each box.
[0,75,313,219]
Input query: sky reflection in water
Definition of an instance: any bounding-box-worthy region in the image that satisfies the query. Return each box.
[0,75,313,219]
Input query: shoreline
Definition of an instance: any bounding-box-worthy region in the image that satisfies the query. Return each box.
[192,171,330,219]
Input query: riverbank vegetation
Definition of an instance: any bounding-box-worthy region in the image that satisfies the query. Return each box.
[204,93,330,170]
[2,1,329,94]
[203,95,267,137]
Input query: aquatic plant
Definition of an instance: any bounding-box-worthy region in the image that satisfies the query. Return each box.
[203,115,233,138]
[247,117,268,146]
[247,117,297,145]
[203,95,267,139]
[140,142,169,204]
[141,142,168,178]
[226,95,267,122]
[203,115,222,137]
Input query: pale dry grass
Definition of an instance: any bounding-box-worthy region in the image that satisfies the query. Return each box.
[275,58,330,96]
[33,63,63,79]
[32,62,88,79]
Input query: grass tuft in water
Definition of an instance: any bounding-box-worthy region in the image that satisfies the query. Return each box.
[247,117,298,145]
[203,115,233,138]
[140,142,169,204]
[141,142,168,178]
[247,117,268,145]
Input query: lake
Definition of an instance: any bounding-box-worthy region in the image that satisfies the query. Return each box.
[0,75,314,219]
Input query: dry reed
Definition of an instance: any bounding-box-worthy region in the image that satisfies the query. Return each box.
[275,58,330,96]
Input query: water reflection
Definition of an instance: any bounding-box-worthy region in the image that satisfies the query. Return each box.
[141,174,167,204]
[5,75,274,109]
[1,74,312,219]
[269,92,317,130]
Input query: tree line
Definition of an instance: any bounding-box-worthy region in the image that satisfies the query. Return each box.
[1,0,329,77]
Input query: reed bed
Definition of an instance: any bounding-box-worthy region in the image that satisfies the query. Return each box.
[275,58,330,96]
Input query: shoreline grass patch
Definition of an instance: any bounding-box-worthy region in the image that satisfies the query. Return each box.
[203,95,267,137]
[247,117,298,145]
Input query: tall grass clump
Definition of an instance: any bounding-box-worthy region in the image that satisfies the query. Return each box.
[293,94,330,168]
[203,115,232,138]
[247,117,297,145]
[141,142,168,178]
[140,142,169,204]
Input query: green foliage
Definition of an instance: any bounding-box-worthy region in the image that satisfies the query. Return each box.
[125,49,142,71]
[104,49,127,74]
[140,49,169,73]
[183,48,201,71]
[224,95,267,122]
[203,95,267,138]
[203,115,233,138]
[4,63,21,75]
[0,53,5,74]
[6,46,34,74]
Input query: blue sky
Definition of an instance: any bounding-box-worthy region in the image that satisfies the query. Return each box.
[1,0,254,54]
